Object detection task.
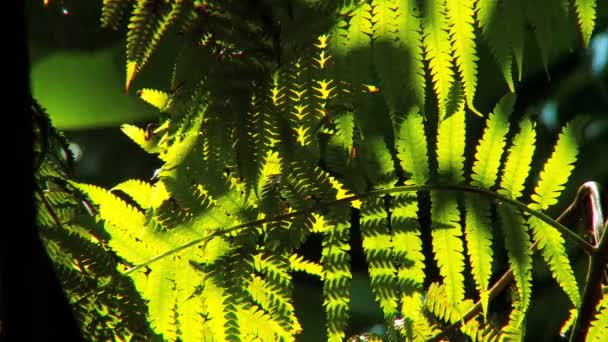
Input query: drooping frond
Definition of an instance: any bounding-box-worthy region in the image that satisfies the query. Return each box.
[499,302,526,341]
[422,0,454,118]
[125,0,186,91]
[424,282,475,324]
[524,0,575,76]
[138,88,173,112]
[395,108,430,186]
[370,0,425,116]
[528,119,586,308]
[320,207,352,342]
[470,93,515,189]
[497,205,533,321]
[360,195,400,320]
[465,93,514,316]
[431,109,466,308]
[573,0,597,46]
[445,0,479,115]
[498,117,537,200]
[587,291,608,341]
[495,116,536,318]
[101,0,134,29]
[476,0,524,90]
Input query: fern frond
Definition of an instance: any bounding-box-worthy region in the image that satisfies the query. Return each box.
[432,109,466,308]
[142,258,178,340]
[445,0,480,115]
[530,119,583,210]
[524,0,574,77]
[573,0,597,46]
[528,119,585,308]
[112,179,155,209]
[390,193,425,292]
[249,253,300,336]
[370,0,424,115]
[471,93,515,189]
[587,290,608,341]
[425,282,475,324]
[121,123,163,154]
[395,0,426,112]
[71,183,146,238]
[465,93,514,316]
[345,2,374,99]
[464,197,494,318]
[498,205,533,320]
[321,207,352,342]
[399,293,439,341]
[126,0,184,90]
[476,0,523,90]
[289,254,324,279]
[422,0,454,118]
[498,118,536,199]
[395,108,430,186]
[560,308,578,337]
[101,0,134,29]
[138,88,173,112]
[361,195,400,319]
[499,302,526,341]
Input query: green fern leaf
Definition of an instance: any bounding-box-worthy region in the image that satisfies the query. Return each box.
[396,0,426,112]
[71,182,146,239]
[321,207,352,342]
[465,93,514,316]
[530,119,583,210]
[396,108,430,186]
[525,0,574,77]
[121,123,162,154]
[498,118,537,199]
[499,302,525,341]
[496,116,537,318]
[126,0,184,90]
[390,193,426,320]
[476,0,525,89]
[498,205,533,321]
[432,109,466,307]
[289,254,324,279]
[560,308,578,337]
[112,179,155,209]
[573,0,597,46]
[528,119,585,308]
[143,258,178,340]
[370,0,425,115]
[423,0,455,118]
[425,282,475,324]
[101,0,135,30]
[361,195,400,318]
[138,88,173,112]
[333,111,356,157]
[464,197,494,317]
[587,291,608,341]
[250,254,299,336]
[471,93,514,189]
[445,0,480,115]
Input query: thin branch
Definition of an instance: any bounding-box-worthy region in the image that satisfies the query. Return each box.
[571,227,608,341]
[567,182,608,342]
[124,183,593,275]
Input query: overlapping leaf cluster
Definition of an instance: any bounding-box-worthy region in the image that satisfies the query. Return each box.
[41,0,603,341]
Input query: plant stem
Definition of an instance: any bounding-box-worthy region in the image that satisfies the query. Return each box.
[570,221,608,342]
[124,183,593,276]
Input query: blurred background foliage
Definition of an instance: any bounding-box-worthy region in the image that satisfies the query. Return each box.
[28,1,608,340]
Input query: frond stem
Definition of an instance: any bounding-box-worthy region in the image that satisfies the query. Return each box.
[124,183,593,275]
